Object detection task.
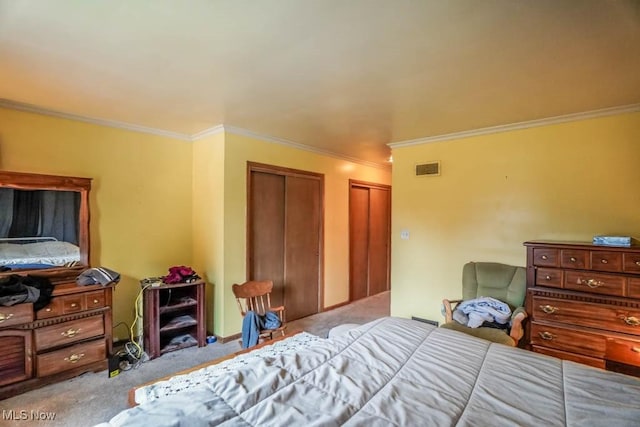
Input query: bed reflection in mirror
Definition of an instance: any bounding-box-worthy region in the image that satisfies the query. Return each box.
[0,188,81,271]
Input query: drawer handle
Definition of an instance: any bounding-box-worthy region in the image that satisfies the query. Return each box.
[64,353,86,364]
[0,313,14,323]
[61,328,81,338]
[579,278,604,288]
[540,305,559,314]
[45,307,52,312]
[70,303,78,308]
[539,331,555,340]
[570,257,576,262]
[600,259,608,264]
[636,261,640,266]
[541,255,548,260]
[545,275,552,280]
[619,316,640,327]
[93,299,99,304]
[632,347,640,353]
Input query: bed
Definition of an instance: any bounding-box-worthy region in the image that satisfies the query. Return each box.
[0,237,80,269]
[97,317,640,426]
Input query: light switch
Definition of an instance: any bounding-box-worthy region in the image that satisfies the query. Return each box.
[400,230,410,240]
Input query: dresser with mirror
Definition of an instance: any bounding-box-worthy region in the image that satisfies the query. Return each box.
[0,171,113,399]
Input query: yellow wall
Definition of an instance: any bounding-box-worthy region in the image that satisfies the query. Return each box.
[192,132,225,333]
[214,132,391,337]
[390,111,640,324]
[0,107,194,341]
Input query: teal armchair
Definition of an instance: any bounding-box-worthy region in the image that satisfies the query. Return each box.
[441,262,527,346]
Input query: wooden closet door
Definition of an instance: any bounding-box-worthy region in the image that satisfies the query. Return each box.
[349,186,370,301]
[249,172,285,307]
[284,176,321,321]
[349,181,391,301]
[248,163,323,322]
[368,188,390,295]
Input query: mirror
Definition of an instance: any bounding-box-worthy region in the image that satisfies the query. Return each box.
[0,171,91,278]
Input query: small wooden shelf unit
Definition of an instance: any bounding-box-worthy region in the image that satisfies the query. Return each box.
[143,280,206,359]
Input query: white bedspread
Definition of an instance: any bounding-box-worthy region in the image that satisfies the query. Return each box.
[97,317,640,427]
[0,241,80,266]
[135,332,324,405]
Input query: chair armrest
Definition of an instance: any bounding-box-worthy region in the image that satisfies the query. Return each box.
[509,307,528,344]
[442,299,463,323]
[510,306,527,322]
[269,305,286,322]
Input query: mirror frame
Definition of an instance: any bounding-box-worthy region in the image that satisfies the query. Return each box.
[0,170,91,282]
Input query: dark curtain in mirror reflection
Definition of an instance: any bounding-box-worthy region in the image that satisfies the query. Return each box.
[0,189,80,245]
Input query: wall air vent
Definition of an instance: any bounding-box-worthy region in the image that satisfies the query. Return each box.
[415,161,440,177]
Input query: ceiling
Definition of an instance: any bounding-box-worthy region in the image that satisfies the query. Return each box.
[1,1,639,165]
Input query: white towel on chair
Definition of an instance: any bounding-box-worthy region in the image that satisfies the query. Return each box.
[455,297,511,328]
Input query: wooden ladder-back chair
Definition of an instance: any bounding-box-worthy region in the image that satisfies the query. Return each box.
[232,280,286,342]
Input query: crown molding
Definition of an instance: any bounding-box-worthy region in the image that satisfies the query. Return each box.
[388,103,640,149]
[0,98,193,141]
[3,97,637,165]
[0,98,390,169]
[191,124,225,140]
[221,125,391,170]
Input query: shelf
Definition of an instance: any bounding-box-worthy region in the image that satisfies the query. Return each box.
[160,333,198,355]
[159,315,197,333]
[143,280,206,359]
[160,341,196,355]
[159,297,198,315]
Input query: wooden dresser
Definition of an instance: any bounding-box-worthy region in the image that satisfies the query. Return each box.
[0,170,114,399]
[524,240,640,375]
[0,275,114,399]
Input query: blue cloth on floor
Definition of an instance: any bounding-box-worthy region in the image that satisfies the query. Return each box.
[241,311,282,348]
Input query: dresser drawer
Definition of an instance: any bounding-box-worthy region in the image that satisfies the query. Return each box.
[532,345,605,369]
[629,278,640,299]
[561,249,588,269]
[531,321,606,358]
[36,338,106,377]
[590,251,622,272]
[535,268,563,288]
[606,337,640,367]
[533,248,559,267]
[84,290,106,310]
[564,271,625,297]
[37,289,107,320]
[624,252,640,273]
[0,303,33,328]
[34,315,104,350]
[36,298,64,319]
[532,296,640,335]
[62,294,84,314]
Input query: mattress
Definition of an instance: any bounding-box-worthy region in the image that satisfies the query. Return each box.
[97,317,640,426]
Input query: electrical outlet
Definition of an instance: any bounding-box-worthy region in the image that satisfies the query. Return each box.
[400,230,410,240]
